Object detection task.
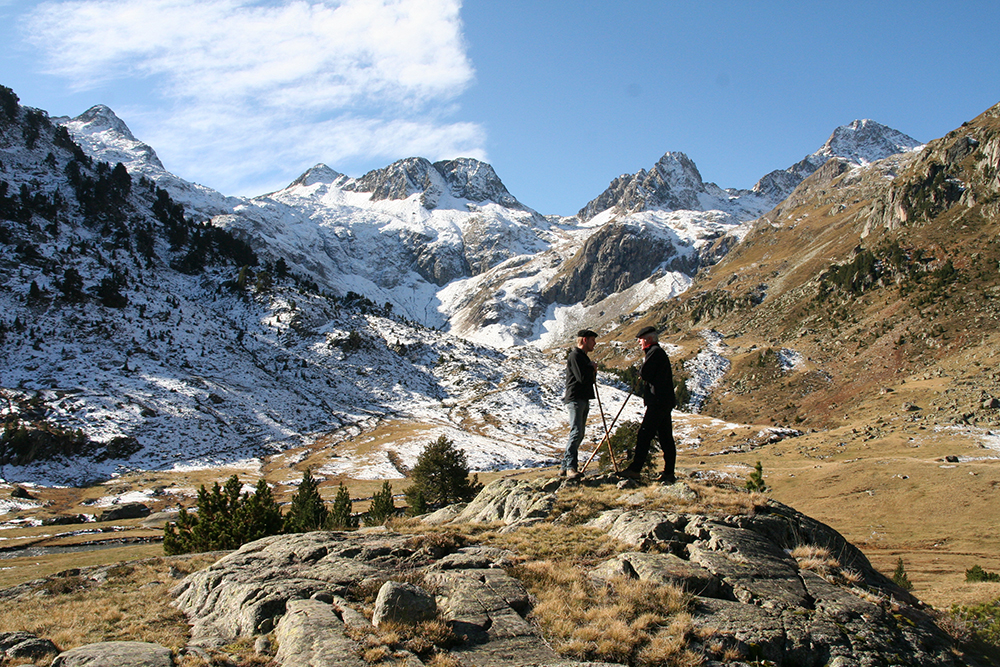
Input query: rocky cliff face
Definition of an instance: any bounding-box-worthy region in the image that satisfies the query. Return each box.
[542,219,699,306]
[865,102,1000,235]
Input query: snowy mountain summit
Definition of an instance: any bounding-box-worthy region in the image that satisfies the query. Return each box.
[751,119,921,205]
[815,118,923,165]
[581,120,922,225]
[345,156,523,210]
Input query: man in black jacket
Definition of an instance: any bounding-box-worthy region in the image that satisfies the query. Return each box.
[618,326,677,483]
[561,329,598,479]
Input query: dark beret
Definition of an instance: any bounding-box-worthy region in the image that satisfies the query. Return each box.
[577,329,598,338]
[636,325,657,338]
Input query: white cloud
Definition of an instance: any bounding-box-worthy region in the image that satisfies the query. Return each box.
[20,0,484,195]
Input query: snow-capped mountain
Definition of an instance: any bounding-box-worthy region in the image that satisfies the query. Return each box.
[0,89,600,485]
[54,105,242,221]
[58,105,923,350]
[750,119,922,205]
[579,120,922,224]
[0,80,923,485]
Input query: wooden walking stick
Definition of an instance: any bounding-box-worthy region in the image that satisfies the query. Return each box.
[580,384,632,474]
[593,383,617,471]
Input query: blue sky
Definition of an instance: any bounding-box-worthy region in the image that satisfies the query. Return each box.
[2,1,999,216]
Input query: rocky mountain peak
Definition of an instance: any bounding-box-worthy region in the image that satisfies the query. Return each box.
[346,156,436,202]
[433,157,521,209]
[69,104,138,141]
[577,150,708,221]
[288,163,347,188]
[751,119,921,206]
[816,118,922,165]
[344,156,522,211]
[56,104,164,171]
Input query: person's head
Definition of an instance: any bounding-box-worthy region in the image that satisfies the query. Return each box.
[577,329,598,352]
[636,325,658,350]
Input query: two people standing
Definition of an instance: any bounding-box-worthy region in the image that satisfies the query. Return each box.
[561,325,677,483]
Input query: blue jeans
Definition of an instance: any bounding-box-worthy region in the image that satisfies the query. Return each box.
[563,399,590,472]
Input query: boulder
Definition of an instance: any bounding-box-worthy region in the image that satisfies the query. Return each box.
[98,502,150,522]
[51,641,172,667]
[275,598,366,667]
[371,581,437,627]
[590,551,722,597]
[448,477,561,526]
[6,636,60,659]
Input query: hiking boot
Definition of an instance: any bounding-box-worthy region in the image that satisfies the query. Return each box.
[566,469,581,480]
[616,469,641,480]
[657,471,676,484]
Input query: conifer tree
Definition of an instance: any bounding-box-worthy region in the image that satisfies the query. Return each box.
[745,461,767,492]
[283,468,328,533]
[404,435,481,510]
[328,482,357,530]
[892,557,913,591]
[366,480,395,525]
[407,488,427,517]
[163,475,283,555]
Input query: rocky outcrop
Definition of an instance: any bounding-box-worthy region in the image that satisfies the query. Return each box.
[51,641,173,667]
[1,631,59,661]
[864,105,1000,236]
[161,477,971,667]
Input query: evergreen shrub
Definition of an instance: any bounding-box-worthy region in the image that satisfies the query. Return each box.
[404,435,480,511]
[163,475,282,554]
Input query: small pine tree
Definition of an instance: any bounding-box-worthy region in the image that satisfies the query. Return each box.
[404,435,481,510]
[328,482,357,530]
[892,557,913,591]
[283,468,328,533]
[966,565,1000,582]
[601,420,641,471]
[163,475,283,555]
[407,488,427,517]
[366,480,395,526]
[745,461,767,492]
[239,478,284,542]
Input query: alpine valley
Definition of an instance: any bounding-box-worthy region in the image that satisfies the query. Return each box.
[3,83,1000,612]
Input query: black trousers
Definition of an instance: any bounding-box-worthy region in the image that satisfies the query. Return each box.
[628,406,675,474]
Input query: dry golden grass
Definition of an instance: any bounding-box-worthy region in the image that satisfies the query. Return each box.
[345,618,462,665]
[790,544,864,587]
[0,554,217,664]
[513,560,693,665]
[480,523,624,565]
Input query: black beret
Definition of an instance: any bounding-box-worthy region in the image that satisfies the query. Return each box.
[636,325,657,338]
[577,329,598,338]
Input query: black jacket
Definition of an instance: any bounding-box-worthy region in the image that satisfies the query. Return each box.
[563,347,596,402]
[640,344,676,410]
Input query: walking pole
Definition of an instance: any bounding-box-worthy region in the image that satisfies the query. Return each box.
[593,383,618,471]
[580,385,632,473]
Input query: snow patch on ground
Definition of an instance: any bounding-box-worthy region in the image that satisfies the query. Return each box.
[684,330,732,412]
[778,348,805,371]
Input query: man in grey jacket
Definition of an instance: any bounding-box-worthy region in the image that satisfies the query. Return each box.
[561,329,598,479]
